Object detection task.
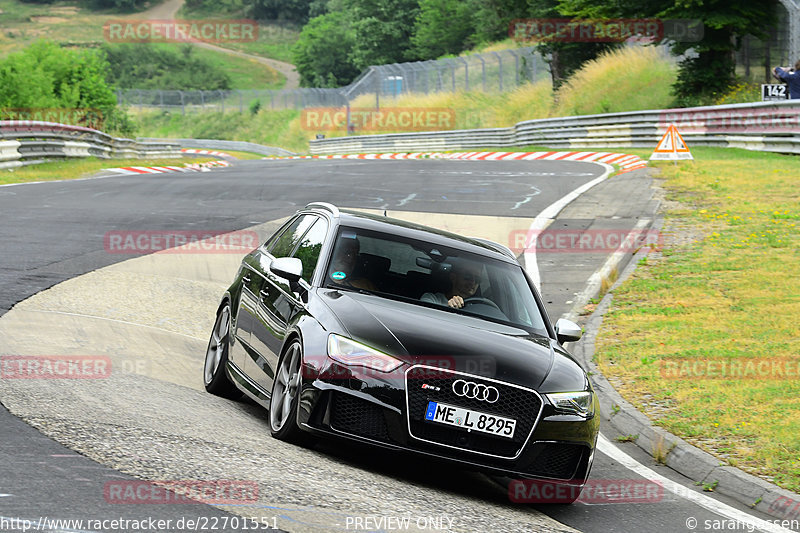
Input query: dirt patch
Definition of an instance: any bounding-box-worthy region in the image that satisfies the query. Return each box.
[30,16,68,23]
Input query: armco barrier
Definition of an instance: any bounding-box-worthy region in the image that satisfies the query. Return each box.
[138,138,295,157]
[0,121,181,170]
[309,101,800,155]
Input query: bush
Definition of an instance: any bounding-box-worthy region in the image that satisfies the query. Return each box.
[103,44,232,91]
[0,40,118,120]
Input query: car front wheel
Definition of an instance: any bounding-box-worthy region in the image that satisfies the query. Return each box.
[269,340,306,443]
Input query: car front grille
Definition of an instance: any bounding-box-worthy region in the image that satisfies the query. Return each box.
[405,365,542,458]
[330,392,390,442]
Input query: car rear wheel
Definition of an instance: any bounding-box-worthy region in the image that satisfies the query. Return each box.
[203,302,241,399]
[269,340,307,443]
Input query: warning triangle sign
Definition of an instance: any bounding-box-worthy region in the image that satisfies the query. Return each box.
[650,124,693,160]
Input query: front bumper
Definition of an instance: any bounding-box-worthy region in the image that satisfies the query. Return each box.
[297,360,599,481]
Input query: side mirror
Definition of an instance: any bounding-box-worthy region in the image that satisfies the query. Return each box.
[270,257,303,284]
[555,318,582,344]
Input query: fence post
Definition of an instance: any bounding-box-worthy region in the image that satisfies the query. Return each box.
[492,52,503,92]
[180,91,185,115]
[477,55,486,91]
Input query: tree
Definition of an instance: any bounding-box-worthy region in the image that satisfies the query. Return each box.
[344,0,421,68]
[557,0,775,104]
[243,0,314,23]
[412,0,475,59]
[292,11,360,87]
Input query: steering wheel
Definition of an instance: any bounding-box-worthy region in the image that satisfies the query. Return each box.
[462,297,502,311]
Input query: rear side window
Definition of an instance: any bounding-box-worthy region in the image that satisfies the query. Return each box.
[269,215,317,258]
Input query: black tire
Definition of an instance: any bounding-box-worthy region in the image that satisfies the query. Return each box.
[203,302,241,400]
[269,340,308,444]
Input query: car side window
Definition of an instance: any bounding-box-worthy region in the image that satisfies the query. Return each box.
[292,218,328,283]
[269,215,317,259]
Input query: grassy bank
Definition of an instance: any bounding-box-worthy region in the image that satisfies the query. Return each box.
[0,156,215,185]
[132,109,307,153]
[133,46,677,152]
[596,147,800,492]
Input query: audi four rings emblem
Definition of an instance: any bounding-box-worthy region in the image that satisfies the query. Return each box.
[452,379,499,403]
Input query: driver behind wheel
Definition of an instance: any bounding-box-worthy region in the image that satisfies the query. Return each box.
[421,258,481,309]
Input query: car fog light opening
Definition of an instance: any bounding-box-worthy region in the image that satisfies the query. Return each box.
[327,334,403,373]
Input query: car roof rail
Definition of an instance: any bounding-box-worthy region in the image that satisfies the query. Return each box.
[472,237,517,260]
[305,202,340,217]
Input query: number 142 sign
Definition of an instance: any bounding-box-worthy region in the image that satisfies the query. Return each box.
[762,84,788,101]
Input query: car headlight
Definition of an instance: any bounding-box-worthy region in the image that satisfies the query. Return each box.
[327,334,403,373]
[546,392,595,418]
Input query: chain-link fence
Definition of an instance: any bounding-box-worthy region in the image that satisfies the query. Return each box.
[118,47,547,113]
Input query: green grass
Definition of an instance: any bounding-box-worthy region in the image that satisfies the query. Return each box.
[593,147,800,491]
[176,0,301,62]
[206,24,300,64]
[217,149,267,160]
[190,45,283,89]
[175,9,301,64]
[132,109,306,152]
[0,156,215,185]
[0,0,285,88]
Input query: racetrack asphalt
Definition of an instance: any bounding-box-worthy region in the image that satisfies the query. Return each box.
[1,159,794,532]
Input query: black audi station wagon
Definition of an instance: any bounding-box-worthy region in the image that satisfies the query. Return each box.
[203,202,599,501]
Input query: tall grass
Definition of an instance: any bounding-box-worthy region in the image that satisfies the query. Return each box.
[554,46,677,116]
[134,109,309,153]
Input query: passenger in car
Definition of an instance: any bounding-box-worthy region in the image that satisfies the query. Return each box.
[420,259,481,309]
[328,235,377,291]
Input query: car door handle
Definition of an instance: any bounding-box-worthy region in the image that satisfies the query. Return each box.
[259,289,270,300]
[243,273,251,283]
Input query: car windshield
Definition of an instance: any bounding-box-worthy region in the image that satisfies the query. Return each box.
[323,226,548,335]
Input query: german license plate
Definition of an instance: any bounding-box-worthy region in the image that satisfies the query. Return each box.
[424,401,516,439]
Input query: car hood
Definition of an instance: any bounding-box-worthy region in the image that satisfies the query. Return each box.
[318,289,587,391]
